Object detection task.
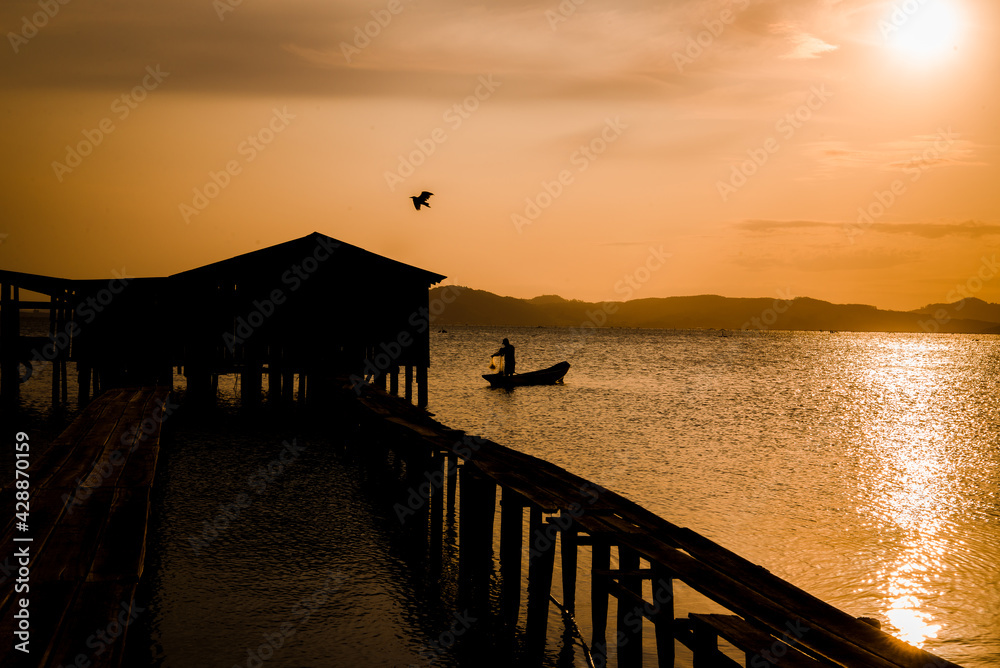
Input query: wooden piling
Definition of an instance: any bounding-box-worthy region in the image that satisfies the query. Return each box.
[617,547,643,668]
[652,562,675,668]
[268,346,281,401]
[78,363,92,405]
[406,450,430,552]
[51,359,60,405]
[0,283,20,402]
[429,450,445,570]
[526,505,556,659]
[416,364,428,407]
[50,298,60,404]
[61,359,68,403]
[404,364,413,403]
[389,365,399,396]
[591,539,611,663]
[500,488,524,627]
[446,453,458,520]
[561,520,579,614]
[458,465,495,614]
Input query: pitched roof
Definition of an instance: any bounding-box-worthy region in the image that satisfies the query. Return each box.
[0,233,446,296]
[168,232,446,285]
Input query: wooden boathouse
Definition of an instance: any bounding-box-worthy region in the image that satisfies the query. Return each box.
[0,232,446,407]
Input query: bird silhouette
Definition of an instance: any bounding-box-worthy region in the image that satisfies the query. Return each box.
[410,191,434,210]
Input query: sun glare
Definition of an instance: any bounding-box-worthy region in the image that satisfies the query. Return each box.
[882,0,963,62]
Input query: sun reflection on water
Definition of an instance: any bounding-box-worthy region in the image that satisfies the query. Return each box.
[853,337,959,648]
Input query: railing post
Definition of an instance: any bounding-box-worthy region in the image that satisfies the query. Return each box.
[500,488,524,628]
[591,538,611,665]
[561,519,579,613]
[617,547,642,668]
[652,562,675,668]
[526,505,556,659]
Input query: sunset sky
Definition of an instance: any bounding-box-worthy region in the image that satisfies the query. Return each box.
[2,0,998,310]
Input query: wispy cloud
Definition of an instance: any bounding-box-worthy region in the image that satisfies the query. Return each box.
[737,219,832,232]
[803,134,988,174]
[737,218,1000,239]
[733,243,920,272]
[769,21,839,59]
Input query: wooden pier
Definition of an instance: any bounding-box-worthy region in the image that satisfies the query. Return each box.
[344,380,965,668]
[0,386,171,668]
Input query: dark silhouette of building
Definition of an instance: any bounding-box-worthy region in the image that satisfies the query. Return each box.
[0,232,445,407]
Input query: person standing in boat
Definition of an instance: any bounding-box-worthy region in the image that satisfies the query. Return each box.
[491,338,516,376]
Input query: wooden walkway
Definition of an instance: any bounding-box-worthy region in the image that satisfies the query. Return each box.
[346,381,965,668]
[0,386,171,668]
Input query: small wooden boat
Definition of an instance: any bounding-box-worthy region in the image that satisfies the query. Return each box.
[483,361,570,388]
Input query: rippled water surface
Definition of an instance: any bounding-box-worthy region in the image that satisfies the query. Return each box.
[426,327,1000,666]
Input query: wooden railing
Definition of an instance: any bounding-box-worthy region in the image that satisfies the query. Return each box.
[345,380,964,668]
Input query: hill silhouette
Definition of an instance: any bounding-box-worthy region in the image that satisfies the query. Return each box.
[431,287,1000,334]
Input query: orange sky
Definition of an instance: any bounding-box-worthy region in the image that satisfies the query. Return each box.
[1,0,998,310]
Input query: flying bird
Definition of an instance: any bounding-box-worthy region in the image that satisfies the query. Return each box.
[410,191,434,210]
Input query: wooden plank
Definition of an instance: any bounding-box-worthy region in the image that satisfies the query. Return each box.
[690,613,829,668]
[32,488,116,582]
[56,389,154,491]
[44,391,143,491]
[579,514,915,668]
[607,578,665,623]
[0,490,79,615]
[0,387,168,667]
[86,488,151,582]
[114,433,161,490]
[38,580,139,668]
[0,389,125,495]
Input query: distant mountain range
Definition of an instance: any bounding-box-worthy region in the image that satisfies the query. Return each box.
[430,287,1000,334]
